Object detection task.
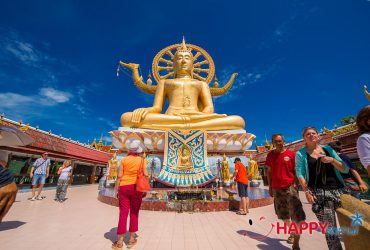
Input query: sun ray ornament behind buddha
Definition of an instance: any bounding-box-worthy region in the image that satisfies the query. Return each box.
[113,38,255,187]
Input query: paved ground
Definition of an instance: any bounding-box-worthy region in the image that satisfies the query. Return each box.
[0,185,338,250]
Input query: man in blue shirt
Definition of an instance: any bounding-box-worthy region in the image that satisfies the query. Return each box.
[0,150,17,223]
[30,152,50,201]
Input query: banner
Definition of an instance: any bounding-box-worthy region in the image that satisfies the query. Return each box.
[157,130,214,186]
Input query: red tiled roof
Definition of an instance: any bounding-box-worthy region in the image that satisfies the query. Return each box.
[1,120,112,165]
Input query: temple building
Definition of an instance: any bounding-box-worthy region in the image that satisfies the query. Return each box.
[0,116,112,189]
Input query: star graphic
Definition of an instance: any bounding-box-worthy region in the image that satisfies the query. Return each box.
[351,211,363,227]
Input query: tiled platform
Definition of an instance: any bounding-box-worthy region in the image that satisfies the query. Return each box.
[98,187,273,212]
[0,184,341,249]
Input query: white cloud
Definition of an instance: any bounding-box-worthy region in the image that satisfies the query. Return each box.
[76,86,86,103]
[0,87,73,111]
[214,59,283,103]
[97,117,118,129]
[0,93,35,108]
[5,41,41,64]
[102,135,112,144]
[39,87,72,103]
[73,103,87,116]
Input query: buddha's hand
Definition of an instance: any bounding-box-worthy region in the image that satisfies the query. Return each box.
[131,108,149,125]
[119,61,139,70]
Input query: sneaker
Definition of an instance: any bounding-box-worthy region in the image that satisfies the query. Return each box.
[30,197,36,201]
[36,196,43,200]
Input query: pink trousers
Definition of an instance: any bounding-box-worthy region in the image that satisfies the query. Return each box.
[117,184,143,235]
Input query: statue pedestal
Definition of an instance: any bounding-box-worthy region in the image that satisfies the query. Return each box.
[250,180,261,187]
[110,127,255,153]
[98,186,274,212]
[110,127,255,187]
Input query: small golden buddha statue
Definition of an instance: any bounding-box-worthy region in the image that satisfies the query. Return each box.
[119,39,245,131]
[248,154,259,180]
[177,144,193,170]
[108,153,118,180]
[221,154,230,182]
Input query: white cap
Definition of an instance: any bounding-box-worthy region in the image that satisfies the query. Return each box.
[127,141,143,153]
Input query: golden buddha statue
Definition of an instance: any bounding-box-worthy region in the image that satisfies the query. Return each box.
[221,154,230,182]
[177,144,193,170]
[108,153,118,180]
[248,154,259,180]
[119,38,245,131]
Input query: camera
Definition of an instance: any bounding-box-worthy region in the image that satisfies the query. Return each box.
[312,202,324,214]
[312,196,341,214]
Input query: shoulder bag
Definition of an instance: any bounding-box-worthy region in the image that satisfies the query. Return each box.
[136,158,150,192]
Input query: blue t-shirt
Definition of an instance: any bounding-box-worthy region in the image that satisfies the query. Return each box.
[0,166,14,188]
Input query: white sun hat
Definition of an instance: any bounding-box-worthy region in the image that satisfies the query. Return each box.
[127,141,143,153]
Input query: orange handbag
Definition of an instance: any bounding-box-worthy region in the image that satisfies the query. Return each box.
[136,159,150,192]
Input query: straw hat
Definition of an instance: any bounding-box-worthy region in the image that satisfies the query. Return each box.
[127,141,143,153]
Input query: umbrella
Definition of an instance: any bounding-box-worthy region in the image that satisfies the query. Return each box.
[0,125,34,146]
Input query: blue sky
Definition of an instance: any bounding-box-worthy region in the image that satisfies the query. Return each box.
[1,0,370,146]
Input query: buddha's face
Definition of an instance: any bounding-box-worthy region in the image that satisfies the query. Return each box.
[173,51,193,75]
[182,147,190,156]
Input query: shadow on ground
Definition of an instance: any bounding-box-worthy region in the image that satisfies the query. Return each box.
[104,227,117,242]
[237,230,290,250]
[105,227,139,244]
[0,221,26,231]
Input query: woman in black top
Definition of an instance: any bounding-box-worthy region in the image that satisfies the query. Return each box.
[296,127,348,250]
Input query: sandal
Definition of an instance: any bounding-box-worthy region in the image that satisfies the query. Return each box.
[236,211,247,215]
[112,241,124,250]
[287,234,294,244]
[126,238,137,249]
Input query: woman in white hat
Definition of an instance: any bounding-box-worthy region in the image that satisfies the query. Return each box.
[112,141,148,250]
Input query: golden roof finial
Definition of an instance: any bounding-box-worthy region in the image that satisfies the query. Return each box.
[264,135,273,150]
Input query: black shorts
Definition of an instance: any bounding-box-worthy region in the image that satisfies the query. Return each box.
[237,182,248,197]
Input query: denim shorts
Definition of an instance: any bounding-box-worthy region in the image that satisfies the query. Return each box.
[32,174,46,185]
[237,182,248,197]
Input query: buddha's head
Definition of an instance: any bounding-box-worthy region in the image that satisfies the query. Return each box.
[180,144,191,156]
[173,38,193,77]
